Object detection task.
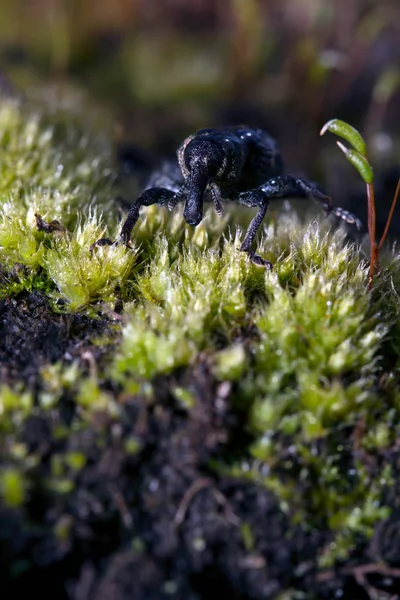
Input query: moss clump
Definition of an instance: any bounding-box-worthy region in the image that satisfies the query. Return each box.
[112,233,263,382]
[219,225,399,566]
[44,220,137,310]
[248,229,383,442]
[0,98,114,218]
[0,96,138,309]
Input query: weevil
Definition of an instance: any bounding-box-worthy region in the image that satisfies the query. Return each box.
[93,126,362,267]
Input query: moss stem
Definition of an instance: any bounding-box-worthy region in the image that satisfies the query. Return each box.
[367,182,377,288]
[378,178,400,252]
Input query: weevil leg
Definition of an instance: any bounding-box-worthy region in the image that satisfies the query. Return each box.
[90,187,176,251]
[240,203,272,268]
[322,203,363,230]
[234,188,272,268]
[118,188,175,243]
[209,183,224,217]
[167,186,186,211]
[263,175,363,230]
[234,173,361,269]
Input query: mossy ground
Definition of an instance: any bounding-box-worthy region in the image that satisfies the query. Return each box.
[2,94,400,599]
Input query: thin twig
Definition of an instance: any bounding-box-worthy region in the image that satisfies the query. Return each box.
[317,562,400,599]
[81,350,97,379]
[174,478,213,526]
[378,178,400,251]
[351,563,400,600]
[174,478,240,527]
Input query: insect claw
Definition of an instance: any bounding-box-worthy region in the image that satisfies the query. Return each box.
[89,237,115,253]
[247,251,273,269]
[328,206,363,231]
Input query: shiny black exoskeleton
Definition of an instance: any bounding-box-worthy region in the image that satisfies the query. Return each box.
[94,126,362,267]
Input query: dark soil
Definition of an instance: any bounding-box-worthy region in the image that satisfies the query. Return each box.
[0,291,114,388]
[2,294,400,599]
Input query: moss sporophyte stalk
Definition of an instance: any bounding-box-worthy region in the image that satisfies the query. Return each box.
[1,95,400,582]
[321,118,400,287]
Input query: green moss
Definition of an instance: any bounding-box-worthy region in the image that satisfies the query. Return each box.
[215,226,399,566]
[124,437,142,455]
[44,218,137,310]
[2,91,400,578]
[0,385,33,432]
[76,377,116,414]
[213,344,247,381]
[0,96,122,307]
[112,228,267,385]
[172,386,196,410]
[0,468,26,507]
[240,521,256,553]
[0,99,114,218]
[39,363,79,410]
[64,452,86,471]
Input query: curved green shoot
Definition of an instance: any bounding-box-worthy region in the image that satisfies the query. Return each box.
[320,118,368,156]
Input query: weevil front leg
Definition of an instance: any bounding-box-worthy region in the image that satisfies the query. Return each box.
[90,187,176,251]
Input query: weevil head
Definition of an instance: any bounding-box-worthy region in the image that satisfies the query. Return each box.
[178,134,226,226]
[179,133,226,180]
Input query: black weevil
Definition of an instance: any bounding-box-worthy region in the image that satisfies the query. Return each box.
[93,126,362,267]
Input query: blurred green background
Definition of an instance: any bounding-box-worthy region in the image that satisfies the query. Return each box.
[1,0,399,178]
